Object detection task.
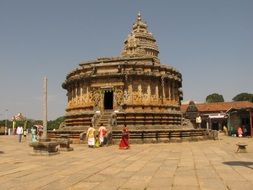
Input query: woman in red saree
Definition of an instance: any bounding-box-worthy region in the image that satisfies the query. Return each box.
[119,125,129,149]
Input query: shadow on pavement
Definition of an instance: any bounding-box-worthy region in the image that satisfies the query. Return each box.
[223,161,253,169]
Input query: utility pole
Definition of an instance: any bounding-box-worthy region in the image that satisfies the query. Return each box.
[41,77,48,140]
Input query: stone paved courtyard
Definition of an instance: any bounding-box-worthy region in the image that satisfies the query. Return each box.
[0,134,253,190]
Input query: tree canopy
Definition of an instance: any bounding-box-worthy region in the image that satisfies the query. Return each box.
[206,93,224,103]
[47,116,65,130]
[232,93,253,102]
[0,116,64,130]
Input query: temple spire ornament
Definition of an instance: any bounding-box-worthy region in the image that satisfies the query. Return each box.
[137,12,141,21]
[121,13,159,60]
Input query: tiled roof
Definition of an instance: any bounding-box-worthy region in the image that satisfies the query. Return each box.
[181,101,253,113]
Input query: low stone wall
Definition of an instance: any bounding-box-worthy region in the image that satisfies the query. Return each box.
[111,129,209,144]
[48,128,212,144]
[116,112,182,128]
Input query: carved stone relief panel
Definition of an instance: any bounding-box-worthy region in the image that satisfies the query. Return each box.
[127,84,133,104]
[142,93,149,105]
[132,91,143,104]
[123,89,129,104]
[115,89,124,107]
[150,95,158,104]
[91,89,101,108]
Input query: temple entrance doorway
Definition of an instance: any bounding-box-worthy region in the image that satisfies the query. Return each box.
[104,90,113,109]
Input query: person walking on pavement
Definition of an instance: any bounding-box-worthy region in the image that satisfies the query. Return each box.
[98,123,107,146]
[119,124,130,149]
[16,125,23,143]
[86,125,96,148]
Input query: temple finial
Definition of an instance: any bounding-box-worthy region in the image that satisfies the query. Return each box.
[122,12,159,58]
[137,12,141,21]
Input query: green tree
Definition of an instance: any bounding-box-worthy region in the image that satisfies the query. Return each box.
[206,93,224,103]
[1,117,65,131]
[232,93,253,102]
[47,116,65,130]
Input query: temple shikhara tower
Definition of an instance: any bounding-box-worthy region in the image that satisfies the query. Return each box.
[62,13,183,132]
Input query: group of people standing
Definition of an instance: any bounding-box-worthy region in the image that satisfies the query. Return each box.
[15,122,130,150]
[86,123,110,148]
[228,125,249,137]
[86,123,130,149]
[15,125,40,143]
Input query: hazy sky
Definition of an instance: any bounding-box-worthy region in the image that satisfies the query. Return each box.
[0,0,252,120]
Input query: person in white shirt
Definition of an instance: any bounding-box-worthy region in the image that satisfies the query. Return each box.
[98,123,107,146]
[16,126,23,143]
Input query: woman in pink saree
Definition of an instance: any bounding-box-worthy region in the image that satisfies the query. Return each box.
[119,125,129,149]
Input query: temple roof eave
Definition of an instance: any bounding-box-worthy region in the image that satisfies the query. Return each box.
[79,56,157,66]
[63,70,182,89]
[65,59,182,84]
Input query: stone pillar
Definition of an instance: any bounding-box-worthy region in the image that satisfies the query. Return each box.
[80,82,83,103]
[77,82,80,100]
[171,81,175,101]
[67,86,71,106]
[87,85,91,105]
[75,83,78,104]
[174,82,179,102]
[161,76,165,103]
[67,89,70,103]
[155,85,159,102]
[168,81,171,101]
[80,82,82,94]
[128,83,133,104]
[42,77,47,140]
[147,84,151,103]
[71,84,74,105]
[29,77,60,156]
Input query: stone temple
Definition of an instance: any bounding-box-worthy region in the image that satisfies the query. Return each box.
[62,13,183,133]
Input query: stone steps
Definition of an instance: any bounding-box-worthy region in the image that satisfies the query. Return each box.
[96,110,113,128]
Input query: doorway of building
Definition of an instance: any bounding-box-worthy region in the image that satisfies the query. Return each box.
[104,90,113,109]
[212,121,219,130]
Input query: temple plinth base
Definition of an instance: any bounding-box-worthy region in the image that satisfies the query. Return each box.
[29,139,59,156]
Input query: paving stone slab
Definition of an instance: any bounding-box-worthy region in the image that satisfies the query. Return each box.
[1,134,253,189]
